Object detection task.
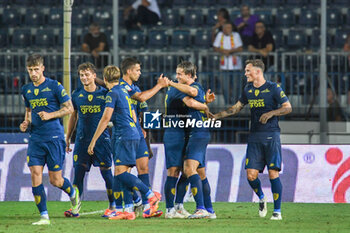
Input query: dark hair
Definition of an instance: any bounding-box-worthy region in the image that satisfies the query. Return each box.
[177,61,196,77]
[103,65,121,83]
[245,59,265,72]
[121,57,141,75]
[218,8,230,21]
[255,20,266,27]
[26,54,44,67]
[77,62,97,75]
[90,22,100,28]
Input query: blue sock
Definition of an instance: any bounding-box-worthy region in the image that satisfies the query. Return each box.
[117,172,150,196]
[32,184,48,215]
[122,185,133,208]
[164,176,177,208]
[113,176,123,210]
[138,174,150,204]
[100,169,115,207]
[202,178,214,213]
[270,177,282,212]
[133,190,141,204]
[60,177,75,198]
[248,178,264,200]
[73,165,85,197]
[188,174,205,210]
[175,174,189,204]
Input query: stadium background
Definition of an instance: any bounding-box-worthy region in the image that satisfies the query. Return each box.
[0,0,350,206]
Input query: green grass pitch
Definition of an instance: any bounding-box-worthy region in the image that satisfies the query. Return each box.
[0,201,349,233]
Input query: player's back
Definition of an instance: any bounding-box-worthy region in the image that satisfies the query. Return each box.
[105,84,139,140]
[21,77,69,141]
[72,86,110,141]
[165,85,188,128]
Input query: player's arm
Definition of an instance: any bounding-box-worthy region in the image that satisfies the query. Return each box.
[88,107,114,155]
[259,101,292,124]
[213,101,244,119]
[131,74,169,102]
[37,100,74,121]
[95,77,106,87]
[65,110,78,152]
[169,81,198,97]
[19,107,31,132]
[205,89,215,104]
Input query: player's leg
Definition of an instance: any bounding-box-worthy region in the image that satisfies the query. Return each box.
[245,142,267,217]
[100,167,116,212]
[198,167,216,219]
[174,173,190,216]
[164,167,184,218]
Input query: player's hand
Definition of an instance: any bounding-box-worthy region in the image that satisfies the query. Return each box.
[66,138,72,153]
[19,120,30,132]
[88,141,95,156]
[259,112,274,124]
[207,112,215,119]
[92,50,99,58]
[213,113,223,120]
[205,89,216,104]
[259,50,268,57]
[38,111,53,121]
[141,128,147,138]
[157,74,169,88]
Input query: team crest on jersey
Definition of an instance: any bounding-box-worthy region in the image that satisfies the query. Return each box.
[34,89,39,96]
[42,87,51,92]
[255,90,260,96]
[88,94,93,102]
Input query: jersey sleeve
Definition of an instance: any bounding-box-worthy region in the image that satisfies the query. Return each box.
[213,32,222,48]
[238,87,248,105]
[54,81,70,104]
[21,86,30,108]
[105,90,117,109]
[129,85,139,97]
[273,84,289,104]
[138,101,148,113]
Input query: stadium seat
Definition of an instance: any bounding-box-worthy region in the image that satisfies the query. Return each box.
[58,29,79,49]
[255,10,273,27]
[0,30,8,47]
[14,0,33,5]
[125,30,145,49]
[92,8,112,27]
[81,0,101,6]
[24,8,45,26]
[37,0,57,5]
[276,9,296,27]
[194,30,211,48]
[299,9,318,27]
[230,10,241,23]
[44,54,63,71]
[72,9,90,27]
[244,0,261,7]
[347,9,350,25]
[270,29,284,49]
[170,30,190,49]
[48,9,63,26]
[310,29,333,49]
[2,8,21,26]
[287,29,307,49]
[327,8,341,26]
[172,0,189,7]
[161,9,180,27]
[12,29,32,48]
[194,0,210,7]
[183,9,203,27]
[148,29,168,48]
[334,30,348,48]
[217,0,240,7]
[207,9,218,26]
[333,0,349,6]
[285,0,307,6]
[35,29,55,48]
[264,0,282,7]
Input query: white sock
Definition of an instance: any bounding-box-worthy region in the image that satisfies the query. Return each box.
[143,203,150,211]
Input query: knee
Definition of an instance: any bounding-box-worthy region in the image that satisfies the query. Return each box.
[183,166,195,177]
[268,170,279,180]
[49,176,63,187]
[247,173,258,181]
[167,167,180,177]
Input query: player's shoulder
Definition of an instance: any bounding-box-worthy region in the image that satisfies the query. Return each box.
[97,86,108,94]
[133,84,141,92]
[72,87,83,97]
[266,81,281,90]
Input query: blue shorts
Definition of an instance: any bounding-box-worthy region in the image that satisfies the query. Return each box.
[27,138,66,171]
[136,137,149,159]
[163,129,187,169]
[245,138,282,172]
[113,138,139,166]
[73,137,112,171]
[184,132,210,168]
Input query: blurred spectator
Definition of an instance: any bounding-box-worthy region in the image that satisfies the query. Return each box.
[82,23,109,69]
[124,0,161,30]
[211,8,230,43]
[234,5,259,47]
[213,22,243,104]
[248,21,275,71]
[327,88,345,121]
[343,33,350,68]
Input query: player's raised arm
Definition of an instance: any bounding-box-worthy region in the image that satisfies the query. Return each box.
[259,101,292,124]
[213,100,245,119]
[131,74,169,102]
[38,100,74,121]
[19,107,32,132]
[205,89,216,104]
[65,109,78,152]
[169,80,198,97]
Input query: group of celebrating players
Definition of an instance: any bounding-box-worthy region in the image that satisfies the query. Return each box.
[20,54,291,225]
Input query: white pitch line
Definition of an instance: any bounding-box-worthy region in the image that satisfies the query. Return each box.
[79,210,105,216]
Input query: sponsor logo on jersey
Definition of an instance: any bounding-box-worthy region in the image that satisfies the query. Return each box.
[27,89,31,94]
[79,94,84,98]
[248,89,252,93]
[80,105,101,114]
[41,87,51,92]
[29,98,48,109]
[261,88,270,93]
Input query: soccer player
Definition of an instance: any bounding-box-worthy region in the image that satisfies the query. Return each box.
[163,61,212,219]
[168,61,216,219]
[118,57,168,217]
[64,62,115,218]
[213,59,292,220]
[88,65,161,220]
[20,54,79,225]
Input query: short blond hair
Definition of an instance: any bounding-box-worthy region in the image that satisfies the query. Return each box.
[103,65,121,83]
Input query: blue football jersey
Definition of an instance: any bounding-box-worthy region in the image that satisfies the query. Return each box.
[21,78,70,141]
[188,82,208,126]
[239,80,289,133]
[165,85,188,127]
[72,86,110,141]
[105,84,139,140]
